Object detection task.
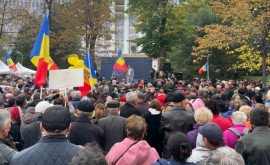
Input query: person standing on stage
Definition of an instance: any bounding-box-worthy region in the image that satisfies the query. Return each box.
[126,65,134,84]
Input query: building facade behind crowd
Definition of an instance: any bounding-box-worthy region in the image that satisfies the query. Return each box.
[0,75,270,165]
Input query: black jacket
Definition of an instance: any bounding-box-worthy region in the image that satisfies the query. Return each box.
[120,103,141,118]
[143,111,163,156]
[21,116,42,149]
[235,126,270,165]
[10,135,80,165]
[135,102,148,116]
[159,106,195,158]
[68,117,104,147]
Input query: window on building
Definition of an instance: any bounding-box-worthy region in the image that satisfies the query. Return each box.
[129,33,138,38]
[129,18,135,22]
[25,2,27,6]
[36,2,39,8]
[9,26,13,32]
[130,26,135,30]
[116,2,124,5]
[117,19,124,23]
[33,11,38,17]
[13,1,16,6]
[32,2,35,7]
[117,26,124,30]
[116,33,124,38]
[116,40,124,45]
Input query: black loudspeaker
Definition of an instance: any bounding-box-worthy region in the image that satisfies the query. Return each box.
[175,72,183,80]
[164,63,171,72]
[234,73,238,79]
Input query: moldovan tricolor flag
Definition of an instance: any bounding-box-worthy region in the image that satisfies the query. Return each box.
[113,49,127,72]
[30,12,55,87]
[112,49,127,82]
[30,13,58,73]
[78,50,97,96]
[198,62,208,74]
[6,52,17,71]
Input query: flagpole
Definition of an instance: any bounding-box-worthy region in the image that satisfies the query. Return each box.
[40,86,43,99]
[207,54,212,81]
[87,44,92,92]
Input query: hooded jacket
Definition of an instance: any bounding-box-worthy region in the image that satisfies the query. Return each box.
[106,138,159,165]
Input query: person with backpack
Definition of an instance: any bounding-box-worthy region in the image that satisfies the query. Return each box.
[224,111,249,149]
[235,107,270,165]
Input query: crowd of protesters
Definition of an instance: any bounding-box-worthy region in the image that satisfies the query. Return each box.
[0,74,270,165]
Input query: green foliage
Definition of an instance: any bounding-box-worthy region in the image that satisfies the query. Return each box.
[169,0,222,76]
[12,0,114,69]
[128,0,190,71]
[12,16,42,69]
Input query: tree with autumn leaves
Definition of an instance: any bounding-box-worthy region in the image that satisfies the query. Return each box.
[12,0,114,69]
[192,0,270,87]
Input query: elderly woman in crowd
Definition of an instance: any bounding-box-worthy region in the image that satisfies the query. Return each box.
[153,132,196,165]
[223,111,248,148]
[106,115,159,165]
[206,146,245,165]
[239,105,252,130]
[187,107,213,149]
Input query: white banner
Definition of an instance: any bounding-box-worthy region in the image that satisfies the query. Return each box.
[49,68,84,89]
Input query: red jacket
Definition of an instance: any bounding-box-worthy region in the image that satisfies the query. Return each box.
[156,94,166,107]
[212,115,232,132]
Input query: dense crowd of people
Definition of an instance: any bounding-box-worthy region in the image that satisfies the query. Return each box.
[0,75,270,165]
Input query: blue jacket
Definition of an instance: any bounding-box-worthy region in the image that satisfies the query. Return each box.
[10,135,81,165]
[222,109,235,118]
[152,158,197,165]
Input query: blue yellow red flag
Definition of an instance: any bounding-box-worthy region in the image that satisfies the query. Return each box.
[6,52,17,71]
[113,49,127,72]
[78,50,97,96]
[30,14,58,71]
[30,12,50,87]
[198,62,208,74]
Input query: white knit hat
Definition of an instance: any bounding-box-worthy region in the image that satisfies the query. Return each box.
[35,101,51,114]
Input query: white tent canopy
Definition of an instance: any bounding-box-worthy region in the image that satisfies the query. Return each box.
[16,62,36,75]
[0,60,11,74]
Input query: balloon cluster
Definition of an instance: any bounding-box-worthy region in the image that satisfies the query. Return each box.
[67,54,84,69]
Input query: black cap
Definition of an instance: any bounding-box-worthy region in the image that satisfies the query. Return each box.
[238,88,246,95]
[172,92,185,103]
[107,100,120,108]
[52,94,60,100]
[199,122,223,142]
[138,93,146,99]
[76,100,95,112]
[42,105,71,133]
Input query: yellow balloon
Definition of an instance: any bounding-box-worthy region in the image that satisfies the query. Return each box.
[68,54,79,65]
[74,60,84,68]
[68,66,75,69]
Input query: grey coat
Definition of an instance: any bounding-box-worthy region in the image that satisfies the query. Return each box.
[98,114,127,152]
[235,126,270,165]
[20,107,39,132]
[0,138,17,165]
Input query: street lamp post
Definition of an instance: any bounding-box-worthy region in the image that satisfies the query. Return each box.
[15,51,24,65]
[207,54,212,81]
